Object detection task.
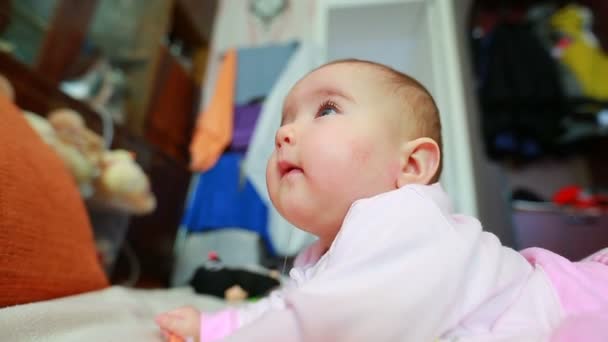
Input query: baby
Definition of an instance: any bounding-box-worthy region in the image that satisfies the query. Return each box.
[156,60,608,341]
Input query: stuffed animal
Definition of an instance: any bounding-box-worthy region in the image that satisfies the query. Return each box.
[1,74,155,214]
[47,108,105,166]
[91,149,156,215]
[23,111,99,197]
[32,110,156,214]
[0,72,157,215]
[43,109,156,214]
[189,252,281,302]
[0,74,102,195]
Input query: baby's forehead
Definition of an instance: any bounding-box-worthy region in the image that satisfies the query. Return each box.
[286,63,388,102]
[309,62,386,85]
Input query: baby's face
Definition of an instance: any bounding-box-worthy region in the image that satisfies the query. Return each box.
[266,63,404,245]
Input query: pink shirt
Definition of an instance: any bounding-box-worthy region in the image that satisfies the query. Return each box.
[199,184,608,341]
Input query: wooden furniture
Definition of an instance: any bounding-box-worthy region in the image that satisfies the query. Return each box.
[34,0,99,86]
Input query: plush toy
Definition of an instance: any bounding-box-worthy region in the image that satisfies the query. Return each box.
[47,108,105,166]
[224,284,249,303]
[44,109,156,214]
[38,111,155,214]
[189,253,281,302]
[91,149,156,215]
[1,74,155,214]
[23,111,99,197]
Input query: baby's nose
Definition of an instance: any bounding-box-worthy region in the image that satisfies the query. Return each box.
[275,125,295,148]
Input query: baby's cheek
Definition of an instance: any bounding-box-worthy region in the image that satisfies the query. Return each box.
[320,138,374,190]
[266,154,279,198]
[304,129,370,186]
[348,136,400,191]
[349,137,374,166]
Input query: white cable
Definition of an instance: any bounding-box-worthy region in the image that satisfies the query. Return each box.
[119,240,141,287]
[281,226,295,276]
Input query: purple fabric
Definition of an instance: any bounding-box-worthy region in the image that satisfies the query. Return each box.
[231,103,262,151]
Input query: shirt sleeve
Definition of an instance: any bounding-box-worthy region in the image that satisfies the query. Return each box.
[200,286,288,341]
[220,187,485,341]
[199,240,325,341]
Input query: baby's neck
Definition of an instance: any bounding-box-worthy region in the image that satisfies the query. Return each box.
[318,238,333,255]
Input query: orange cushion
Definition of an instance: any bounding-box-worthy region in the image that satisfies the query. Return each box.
[0,94,108,307]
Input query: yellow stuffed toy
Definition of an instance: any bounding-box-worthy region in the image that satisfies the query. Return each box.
[0,73,156,215]
[48,110,156,215]
[551,4,608,100]
[23,111,100,197]
[27,109,157,214]
[92,149,156,215]
[47,108,105,167]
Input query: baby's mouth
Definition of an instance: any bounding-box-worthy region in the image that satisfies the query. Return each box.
[278,160,303,178]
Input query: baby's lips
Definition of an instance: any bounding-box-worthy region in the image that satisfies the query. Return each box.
[277,159,302,177]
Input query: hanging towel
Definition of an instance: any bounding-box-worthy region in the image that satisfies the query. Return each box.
[230,102,263,152]
[190,49,237,172]
[235,42,298,105]
[242,42,323,256]
[182,152,271,252]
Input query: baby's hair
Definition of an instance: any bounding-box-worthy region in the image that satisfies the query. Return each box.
[320,59,443,183]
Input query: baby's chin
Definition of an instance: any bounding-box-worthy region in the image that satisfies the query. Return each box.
[275,198,339,238]
[276,202,309,230]
[273,197,311,227]
[268,182,343,235]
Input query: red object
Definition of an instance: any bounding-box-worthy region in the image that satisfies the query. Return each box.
[553,185,608,210]
[208,251,220,262]
[556,37,572,50]
[553,185,583,205]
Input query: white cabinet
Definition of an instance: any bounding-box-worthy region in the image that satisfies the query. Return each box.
[314,0,479,217]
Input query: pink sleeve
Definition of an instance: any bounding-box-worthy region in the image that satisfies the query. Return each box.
[521,247,608,314]
[521,248,608,341]
[200,290,289,341]
[221,309,301,342]
[551,311,608,342]
[200,309,240,342]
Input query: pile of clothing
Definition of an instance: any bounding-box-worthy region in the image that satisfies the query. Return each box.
[472,3,608,162]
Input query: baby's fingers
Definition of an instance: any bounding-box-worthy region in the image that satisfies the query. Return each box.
[155,314,194,341]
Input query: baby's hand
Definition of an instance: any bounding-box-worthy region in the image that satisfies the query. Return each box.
[155,306,201,342]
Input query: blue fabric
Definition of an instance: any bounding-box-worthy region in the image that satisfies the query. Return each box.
[181,153,272,252]
[235,41,298,105]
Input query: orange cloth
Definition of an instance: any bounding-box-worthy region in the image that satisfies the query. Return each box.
[190,49,237,171]
[0,94,108,308]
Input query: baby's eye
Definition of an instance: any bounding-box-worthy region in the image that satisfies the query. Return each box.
[316,101,339,117]
[318,107,337,117]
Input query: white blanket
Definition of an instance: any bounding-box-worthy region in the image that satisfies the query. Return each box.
[0,286,226,341]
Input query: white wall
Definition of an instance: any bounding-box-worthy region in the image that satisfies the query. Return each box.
[326,2,434,92]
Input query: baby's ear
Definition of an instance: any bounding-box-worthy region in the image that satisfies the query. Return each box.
[396,137,440,187]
